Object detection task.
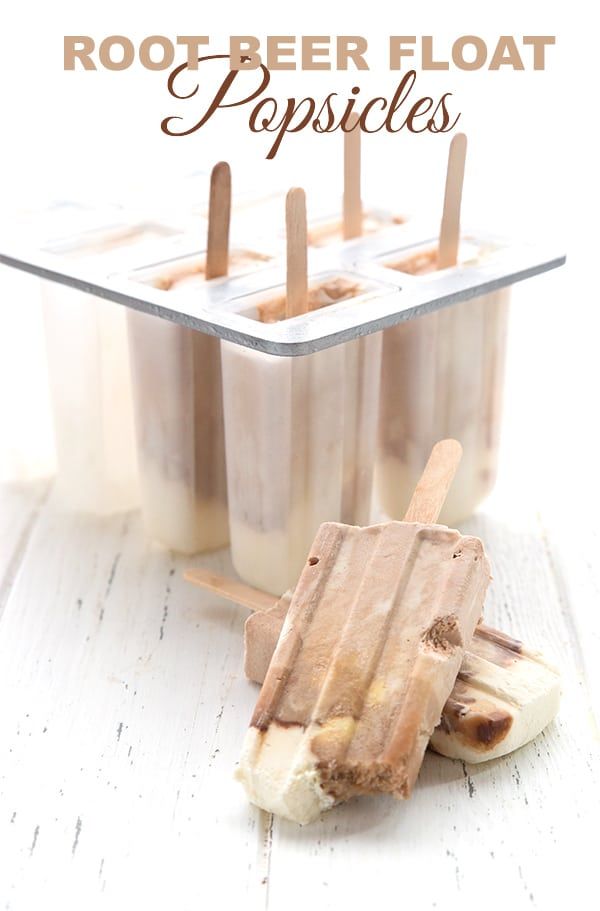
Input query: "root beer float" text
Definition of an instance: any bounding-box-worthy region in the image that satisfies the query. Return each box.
[64,35,556,72]
[63,34,556,159]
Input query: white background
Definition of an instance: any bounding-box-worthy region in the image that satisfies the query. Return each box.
[0,3,598,910]
[0,0,594,506]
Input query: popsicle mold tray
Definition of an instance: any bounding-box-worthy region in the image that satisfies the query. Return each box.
[0,222,565,356]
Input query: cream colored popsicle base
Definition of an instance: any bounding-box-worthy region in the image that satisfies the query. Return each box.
[236,725,335,825]
[43,287,139,515]
[244,601,561,764]
[128,311,229,555]
[377,288,509,526]
[230,520,314,597]
[430,639,561,763]
[137,464,229,554]
[237,521,491,824]
[222,334,381,595]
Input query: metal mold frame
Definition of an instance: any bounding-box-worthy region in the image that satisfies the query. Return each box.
[0,229,565,357]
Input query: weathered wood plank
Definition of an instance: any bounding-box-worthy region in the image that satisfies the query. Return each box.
[0,492,268,908]
[0,480,50,620]
[1,414,598,909]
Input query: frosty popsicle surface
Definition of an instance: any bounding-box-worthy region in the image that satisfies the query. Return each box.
[376,134,509,525]
[221,188,382,593]
[185,439,558,770]
[377,261,510,525]
[41,221,179,515]
[235,440,492,823]
[242,594,559,764]
[185,570,560,766]
[236,519,489,823]
[221,331,381,593]
[429,624,560,762]
[126,163,273,553]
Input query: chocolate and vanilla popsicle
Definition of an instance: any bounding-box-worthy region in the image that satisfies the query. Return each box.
[221,188,382,594]
[376,134,509,525]
[244,596,560,764]
[127,162,272,553]
[236,518,491,823]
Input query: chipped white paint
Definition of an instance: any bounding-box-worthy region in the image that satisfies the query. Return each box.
[0,262,598,911]
[0,476,597,911]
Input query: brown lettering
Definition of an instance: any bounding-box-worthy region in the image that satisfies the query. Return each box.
[489,36,524,70]
[389,37,416,70]
[422,36,449,70]
[452,35,487,71]
[523,35,555,70]
[176,36,210,70]
[230,36,261,69]
[139,36,174,71]
[337,36,369,70]
[302,36,330,70]
[162,54,270,135]
[99,35,135,71]
[64,36,96,71]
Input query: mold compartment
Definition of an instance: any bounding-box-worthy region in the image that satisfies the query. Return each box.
[375,236,511,525]
[125,246,274,554]
[224,271,394,326]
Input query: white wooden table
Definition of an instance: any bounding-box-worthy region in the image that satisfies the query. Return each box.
[1,270,598,910]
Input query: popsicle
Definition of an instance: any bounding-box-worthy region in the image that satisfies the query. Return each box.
[41,221,180,515]
[238,529,489,815]
[186,444,560,767]
[184,572,559,766]
[306,112,406,246]
[198,439,491,822]
[376,133,510,526]
[221,187,382,594]
[127,162,234,553]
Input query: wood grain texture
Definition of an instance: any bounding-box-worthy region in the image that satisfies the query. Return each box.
[205,161,231,281]
[403,438,463,524]
[0,480,49,620]
[438,133,467,270]
[285,188,308,318]
[343,113,362,240]
[0,461,597,909]
[184,567,278,614]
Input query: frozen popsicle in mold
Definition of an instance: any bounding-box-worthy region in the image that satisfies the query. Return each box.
[149,249,272,292]
[41,219,180,514]
[375,134,510,525]
[307,115,406,247]
[127,162,274,553]
[221,188,383,594]
[186,442,559,770]
[233,439,491,822]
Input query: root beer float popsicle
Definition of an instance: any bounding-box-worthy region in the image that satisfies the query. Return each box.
[306,112,406,247]
[128,162,243,553]
[185,575,560,767]
[234,438,490,822]
[186,441,559,811]
[221,187,381,594]
[377,134,510,525]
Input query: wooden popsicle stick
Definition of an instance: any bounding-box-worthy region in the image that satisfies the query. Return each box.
[343,112,362,240]
[205,161,231,280]
[285,187,308,318]
[183,568,277,613]
[437,133,467,270]
[403,439,462,525]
